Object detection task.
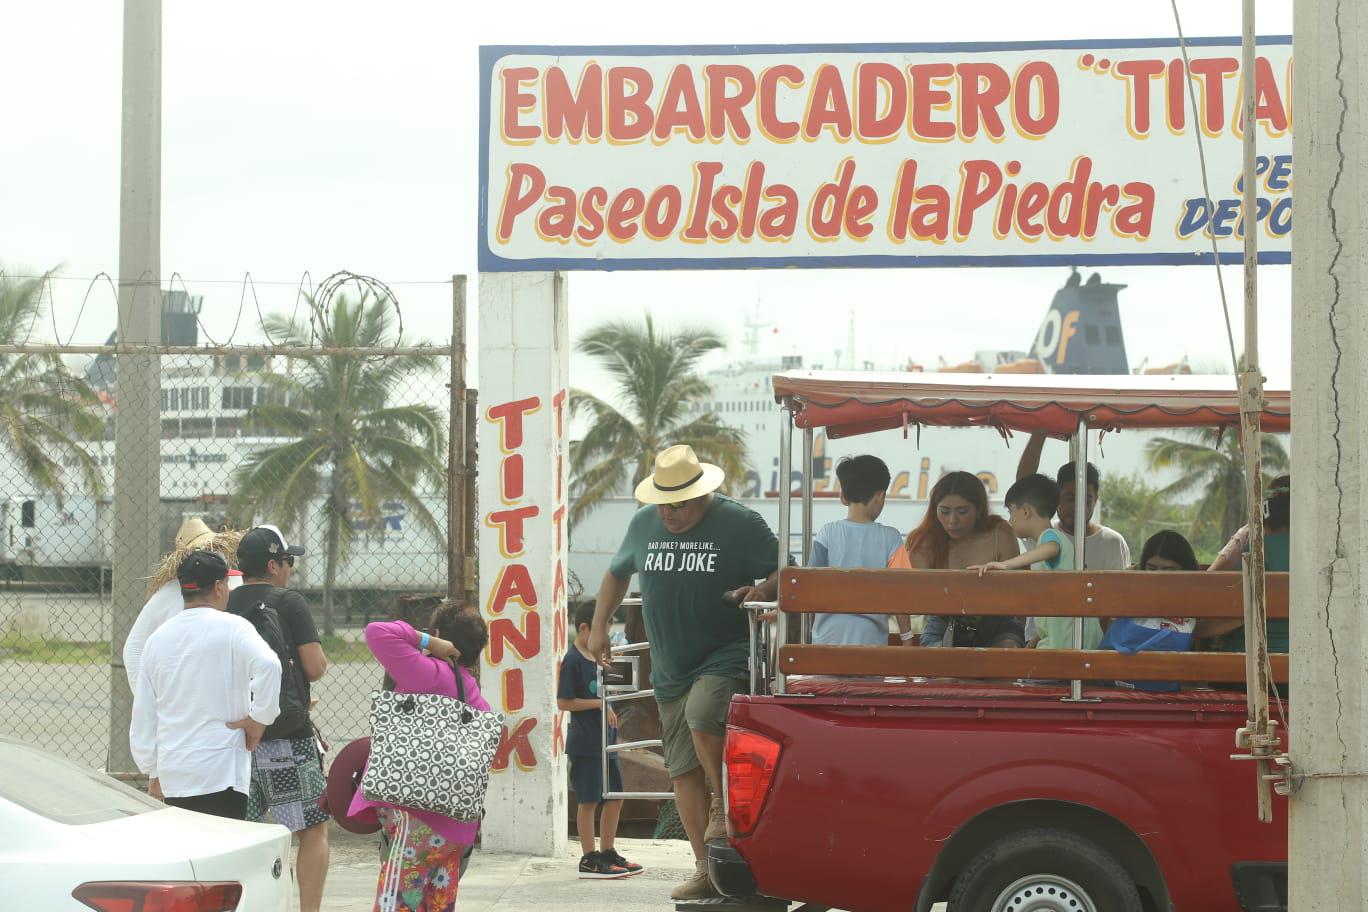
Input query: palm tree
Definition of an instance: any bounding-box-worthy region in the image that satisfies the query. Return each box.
[1145,427,1290,545]
[0,268,103,502]
[570,315,747,526]
[233,291,446,635]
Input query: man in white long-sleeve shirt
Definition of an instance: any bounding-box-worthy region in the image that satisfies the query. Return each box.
[130,549,282,819]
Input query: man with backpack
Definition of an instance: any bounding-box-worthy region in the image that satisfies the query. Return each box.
[230,524,331,912]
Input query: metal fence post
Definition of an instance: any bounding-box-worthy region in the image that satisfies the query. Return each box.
[464,388,479,606]
[448,275,468,601]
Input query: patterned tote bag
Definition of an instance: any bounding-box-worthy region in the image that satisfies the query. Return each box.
[360,661,505,822]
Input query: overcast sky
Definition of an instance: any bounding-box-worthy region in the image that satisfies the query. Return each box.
[0,1,1295,394]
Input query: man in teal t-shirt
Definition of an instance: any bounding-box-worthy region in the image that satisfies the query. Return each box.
[588,445,780,902]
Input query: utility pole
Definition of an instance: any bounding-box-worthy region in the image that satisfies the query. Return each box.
[108,0,163,776]
[1289,0,1367,906]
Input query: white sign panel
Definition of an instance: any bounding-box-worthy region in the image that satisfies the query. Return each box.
[478,38,1292,271]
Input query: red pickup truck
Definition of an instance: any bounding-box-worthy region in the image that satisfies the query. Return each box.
[714,680,1287,912]
[707,372,1290,912]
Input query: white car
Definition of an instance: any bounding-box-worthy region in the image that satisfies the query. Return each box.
[0,737,292,910]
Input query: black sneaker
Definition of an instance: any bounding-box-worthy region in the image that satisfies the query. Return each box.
[579,851,631,880]
[603,849,644,876]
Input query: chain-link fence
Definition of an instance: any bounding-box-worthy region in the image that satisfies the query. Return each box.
[0,280,467,772]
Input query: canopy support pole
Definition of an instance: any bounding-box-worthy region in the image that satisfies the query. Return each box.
[801,426,815,644]
[775,402,793,695]
[1063,417,1092,703]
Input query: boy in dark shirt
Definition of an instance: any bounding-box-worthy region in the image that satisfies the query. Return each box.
[558,603,643,879]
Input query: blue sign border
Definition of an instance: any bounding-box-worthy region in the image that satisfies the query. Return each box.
[478,37,1293,272]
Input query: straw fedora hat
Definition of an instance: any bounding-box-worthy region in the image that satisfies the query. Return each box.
[174,517,214,551]
[146,520,247,594]
[634,445,725,505]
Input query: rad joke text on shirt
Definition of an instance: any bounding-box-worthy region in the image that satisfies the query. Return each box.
[643,540,721,573]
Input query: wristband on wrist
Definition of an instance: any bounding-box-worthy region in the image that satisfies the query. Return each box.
[418,631,431,651]
[898,631,916,642]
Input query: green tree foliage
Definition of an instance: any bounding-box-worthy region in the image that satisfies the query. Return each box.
[570,315,746,526]
[1144,428,1290,549]
[232,292,445,635]
[0,268,103,502]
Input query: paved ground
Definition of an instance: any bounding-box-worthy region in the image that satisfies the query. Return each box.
[320,829,700,911]
[314,829,948,912]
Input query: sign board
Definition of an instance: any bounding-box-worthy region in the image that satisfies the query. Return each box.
[479,38,1292,271]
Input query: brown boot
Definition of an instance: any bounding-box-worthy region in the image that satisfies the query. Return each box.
[670,859,721,902]
[703,794,727,842]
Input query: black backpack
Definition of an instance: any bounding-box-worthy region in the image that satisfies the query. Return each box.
[240,592,311,740]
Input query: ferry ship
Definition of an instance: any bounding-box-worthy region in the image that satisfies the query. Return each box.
[567,269,1191,593]
[1,291,447,595]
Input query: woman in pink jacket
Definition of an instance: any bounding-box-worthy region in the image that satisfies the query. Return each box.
[350,602,490,912]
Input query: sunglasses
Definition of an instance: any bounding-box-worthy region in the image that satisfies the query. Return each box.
[660,500,694,512]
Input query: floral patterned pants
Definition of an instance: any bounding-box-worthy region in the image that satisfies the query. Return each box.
[374,807,463,912]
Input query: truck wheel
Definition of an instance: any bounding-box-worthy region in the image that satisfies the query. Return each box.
[947,827,1142,912]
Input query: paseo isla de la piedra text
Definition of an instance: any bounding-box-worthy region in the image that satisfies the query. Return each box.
[492,54,1293,246]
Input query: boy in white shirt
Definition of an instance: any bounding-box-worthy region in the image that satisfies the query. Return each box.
[971,473,1104,650]
[810,456,907,646]
[130,550,282,819]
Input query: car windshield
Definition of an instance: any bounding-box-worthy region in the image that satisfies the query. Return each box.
[0,738,162,825]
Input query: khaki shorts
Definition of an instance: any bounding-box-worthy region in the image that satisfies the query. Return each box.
[657,675,748,778]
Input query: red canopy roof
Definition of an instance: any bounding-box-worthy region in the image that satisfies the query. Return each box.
[771,372,1291,439]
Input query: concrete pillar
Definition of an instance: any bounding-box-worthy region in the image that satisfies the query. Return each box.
[108,0,163,776]
[477,272,569,856]
[1289,1,1367,907]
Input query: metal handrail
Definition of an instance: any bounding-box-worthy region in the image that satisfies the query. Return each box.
[604,689,656,703]
[745,601,778,695]
[605,739,662,754]
[596,638,674,804]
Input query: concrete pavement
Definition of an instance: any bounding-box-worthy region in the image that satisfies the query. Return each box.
[320,830,698,911]
[315,830,948,912]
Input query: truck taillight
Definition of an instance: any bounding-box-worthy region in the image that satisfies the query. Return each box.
[724,725,781,838]
[72,881,242,912]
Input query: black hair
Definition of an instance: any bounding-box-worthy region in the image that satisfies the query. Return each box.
[1269,474,1291,492]
[1056,461,1101,491]
[836,455,892,505]
[1004,473,1060,519]
[390,592,445,628]
[432,601,488,670]
[573,602,596,631]
[1264,490,1290,532]
[1140,530,1199,571]
[382,595,480,689]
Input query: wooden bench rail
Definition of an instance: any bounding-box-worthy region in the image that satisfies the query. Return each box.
[779,568,1290,620]
[780,644,1290,684]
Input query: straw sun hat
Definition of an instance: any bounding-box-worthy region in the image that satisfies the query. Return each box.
[634,445,726,505]
[146,518,246,594]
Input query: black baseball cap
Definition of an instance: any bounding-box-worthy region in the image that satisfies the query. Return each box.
[178,549,230,593]
[238,524,306,565]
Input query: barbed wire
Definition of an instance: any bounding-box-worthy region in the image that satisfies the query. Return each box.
[0,267,449,352]
[3,273,456,286]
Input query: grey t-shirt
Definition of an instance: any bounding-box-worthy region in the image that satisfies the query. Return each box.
[1051,521,1132,570]
[809,519,904,647]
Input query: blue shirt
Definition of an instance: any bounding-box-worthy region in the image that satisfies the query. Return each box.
[558,647,616,758]
[810,519,905,646]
